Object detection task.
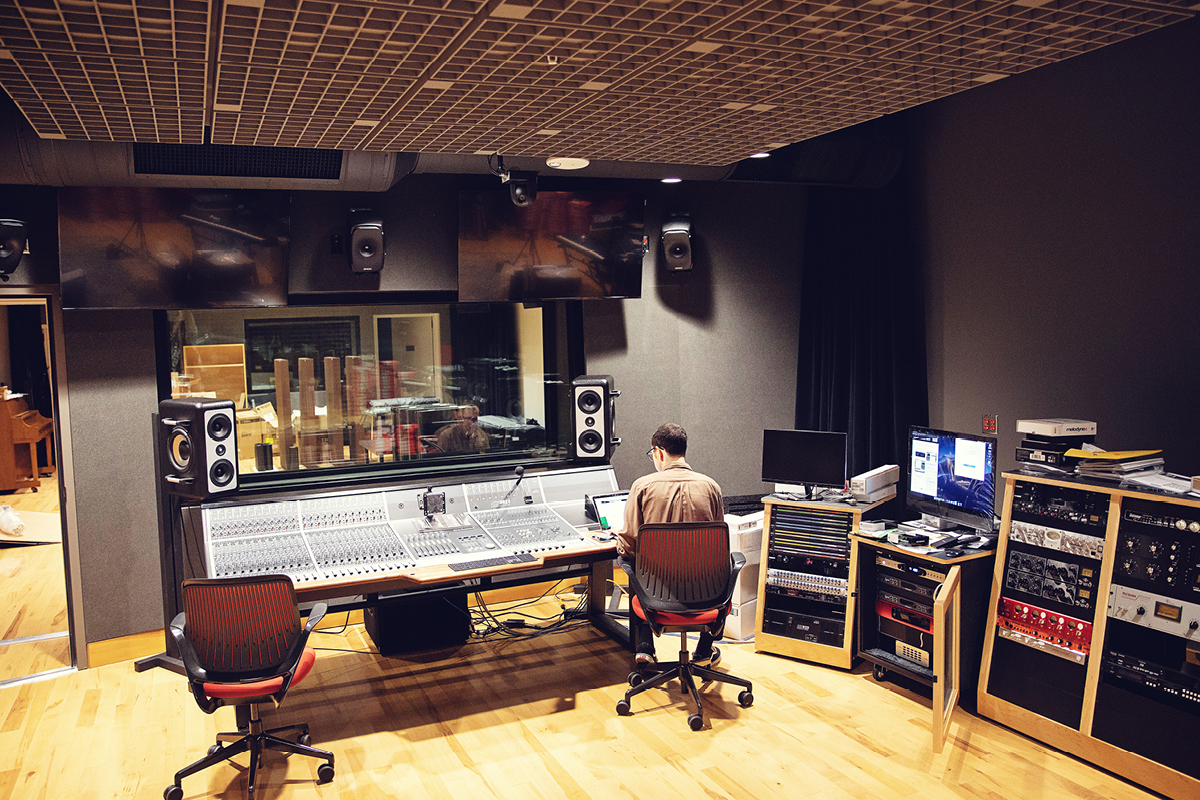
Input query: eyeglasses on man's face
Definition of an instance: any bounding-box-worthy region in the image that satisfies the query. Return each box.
[646,447,657,461]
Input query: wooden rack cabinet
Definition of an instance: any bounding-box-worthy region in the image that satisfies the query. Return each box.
[978,472,1200,800]
[754,494,892,669]
[180,344,247,407]
[854,538,995,752]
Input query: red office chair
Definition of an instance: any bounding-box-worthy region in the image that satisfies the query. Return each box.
[164,575,335,800]
[615,521,754,730]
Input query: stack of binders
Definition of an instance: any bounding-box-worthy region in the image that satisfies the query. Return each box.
[1015,418,1097,473]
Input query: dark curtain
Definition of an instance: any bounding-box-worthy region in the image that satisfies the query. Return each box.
[795,165,928,489]
[8,305,53,419]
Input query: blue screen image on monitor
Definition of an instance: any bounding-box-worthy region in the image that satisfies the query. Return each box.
[907,426,997,532]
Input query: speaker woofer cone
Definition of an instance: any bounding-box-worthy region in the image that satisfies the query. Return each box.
[210,459,235,487]
[206,414,232,441]
[577,389,602,415]
[578,429,603,454]
[168,429,193,471]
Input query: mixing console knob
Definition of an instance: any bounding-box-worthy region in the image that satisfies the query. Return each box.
[1137,606,1146,616]
[1190,522,1200,533]
[1176,519,1188,531]
[1191,620,1199,630]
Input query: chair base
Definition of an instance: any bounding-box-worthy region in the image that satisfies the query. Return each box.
[617,634,753,730]
[166,704,334,800]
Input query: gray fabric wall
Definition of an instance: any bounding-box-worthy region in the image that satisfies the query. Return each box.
[909,17,1200,477]
[62,309,162,642]
[585,181,807,498]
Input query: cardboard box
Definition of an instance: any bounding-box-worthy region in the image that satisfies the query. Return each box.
[725,511,764,555]
[235,404,278,462]
[723,598,757,641]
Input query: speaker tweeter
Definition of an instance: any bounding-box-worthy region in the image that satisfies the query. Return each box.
[159,398,238,499]
[571,375,620,461]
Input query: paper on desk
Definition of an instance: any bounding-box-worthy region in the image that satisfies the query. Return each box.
[1122,472,1196,494]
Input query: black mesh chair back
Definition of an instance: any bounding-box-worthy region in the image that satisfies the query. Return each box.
[633,521,734,614]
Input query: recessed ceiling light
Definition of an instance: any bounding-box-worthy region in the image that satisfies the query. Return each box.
[661,177,682,184]
[749,152,770,159]
[546,157,590,170]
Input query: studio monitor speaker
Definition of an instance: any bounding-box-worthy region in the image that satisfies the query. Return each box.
[0,219,27,277]
[571,375,620,461]
[159,398,238,499]
[660,214,692,271]
[348,210,385,273]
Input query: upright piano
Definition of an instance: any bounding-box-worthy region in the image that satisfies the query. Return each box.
[0,394,52,492]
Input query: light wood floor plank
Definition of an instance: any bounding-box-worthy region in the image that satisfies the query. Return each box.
[0,595,1174,800]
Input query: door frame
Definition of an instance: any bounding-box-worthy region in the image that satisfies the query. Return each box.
[0,286,81,670]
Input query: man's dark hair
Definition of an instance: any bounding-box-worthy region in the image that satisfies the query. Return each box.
[651,423,687,456]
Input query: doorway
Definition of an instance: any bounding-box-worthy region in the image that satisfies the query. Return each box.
[0,296,71,685]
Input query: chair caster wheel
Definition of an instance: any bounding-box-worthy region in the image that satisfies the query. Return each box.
[317,762,335,784]
[628,672,644,687]
[615,699,632,716]
[207,743,223,756]
[299,733,312,746]
[687,713,704,731]
[873,664,887,682]
[164,785,183,800]
[738,690,754,708]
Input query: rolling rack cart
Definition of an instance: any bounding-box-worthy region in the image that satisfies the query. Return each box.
[853,536,995,752]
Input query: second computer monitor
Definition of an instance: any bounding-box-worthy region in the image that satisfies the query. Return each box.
[761,429,848,499]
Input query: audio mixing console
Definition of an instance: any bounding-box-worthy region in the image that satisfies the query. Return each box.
[192,466,616,588]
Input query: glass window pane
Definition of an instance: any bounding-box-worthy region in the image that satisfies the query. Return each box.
[165,303,566,477]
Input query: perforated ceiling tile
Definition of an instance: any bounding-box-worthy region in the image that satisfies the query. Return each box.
[0,0,1193,163]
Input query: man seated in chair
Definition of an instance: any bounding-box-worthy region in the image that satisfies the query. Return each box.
[617,422,725,671]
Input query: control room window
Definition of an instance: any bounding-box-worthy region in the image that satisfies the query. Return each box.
[164,303,570,478]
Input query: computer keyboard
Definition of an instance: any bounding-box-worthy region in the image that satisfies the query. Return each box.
[448,552,537,572]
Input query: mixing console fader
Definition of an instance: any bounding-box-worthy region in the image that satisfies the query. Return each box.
[471,505,583,554]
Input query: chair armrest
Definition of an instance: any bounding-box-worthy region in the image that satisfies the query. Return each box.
[167,611,209,684]
[720,551,747,605]
[302,602,328,635]
[615,555,635,581]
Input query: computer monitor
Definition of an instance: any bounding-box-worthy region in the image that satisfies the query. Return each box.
[761,429,848,499]
[906,426,997,532]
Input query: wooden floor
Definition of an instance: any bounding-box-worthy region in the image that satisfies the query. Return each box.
[0,591,1164,800]
[0,475,71,682]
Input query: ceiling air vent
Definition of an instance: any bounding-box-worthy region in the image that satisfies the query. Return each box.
[133,142,344,179]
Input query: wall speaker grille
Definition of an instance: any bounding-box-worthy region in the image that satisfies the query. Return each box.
[133,142,343,179]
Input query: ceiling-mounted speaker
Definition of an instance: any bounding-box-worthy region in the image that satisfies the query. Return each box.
[158,398,238,499]
[348,210,385,273]
[0,219,27,278]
